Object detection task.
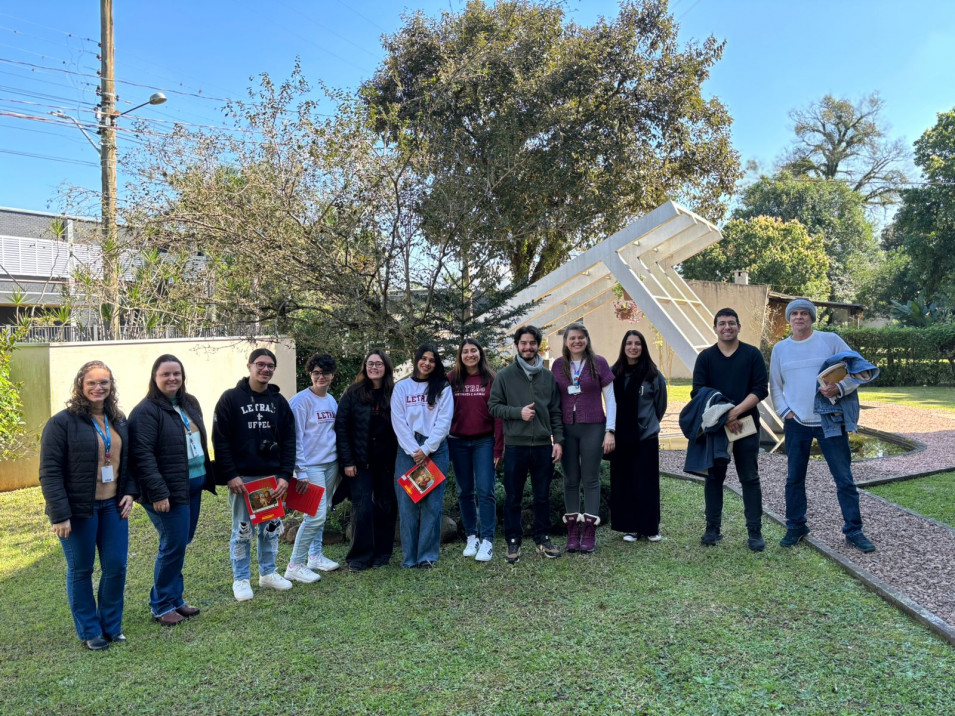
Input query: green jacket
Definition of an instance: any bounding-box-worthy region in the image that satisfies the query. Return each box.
[488,360,564,447]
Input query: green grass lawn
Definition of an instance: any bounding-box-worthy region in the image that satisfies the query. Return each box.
[867,472,955,528]
[857,385,955,412]
[2,480,952,716]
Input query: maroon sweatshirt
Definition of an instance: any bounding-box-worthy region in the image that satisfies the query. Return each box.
[447,371,504,459]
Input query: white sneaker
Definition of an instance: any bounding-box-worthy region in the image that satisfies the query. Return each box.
[647,534,662,542]
[475,539,493,562]
[284,563,321,584]
[307,554,340,572]
[232,579,253,602]
[623,533,638,542]
[463,535,480,557]
[259,572,293,591]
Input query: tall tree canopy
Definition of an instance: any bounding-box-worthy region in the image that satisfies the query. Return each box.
[781,93,909,207]
[730,172,878,302]
[679,216,830,300]
[363,0,740,283]
[890,108,955,299]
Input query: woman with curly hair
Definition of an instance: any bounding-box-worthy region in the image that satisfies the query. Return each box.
[40,361,136,650]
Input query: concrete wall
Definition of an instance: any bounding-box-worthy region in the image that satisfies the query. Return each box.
[536,280,769,380]
[0,336,295,492]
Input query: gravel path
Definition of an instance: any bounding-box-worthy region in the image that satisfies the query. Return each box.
[659,402,955,631]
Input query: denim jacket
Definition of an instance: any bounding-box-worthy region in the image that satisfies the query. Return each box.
[814,351,879,438]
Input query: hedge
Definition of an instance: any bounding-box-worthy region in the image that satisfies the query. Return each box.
[824,325,955,386]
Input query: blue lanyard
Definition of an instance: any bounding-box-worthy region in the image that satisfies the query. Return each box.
[176,405,192,432]
[92,414,112,459]
[571,360,584,386]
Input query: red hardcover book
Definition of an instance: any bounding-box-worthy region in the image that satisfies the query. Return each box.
[285,476,326,517]
[397,458,446,504]
[243,476,286,525]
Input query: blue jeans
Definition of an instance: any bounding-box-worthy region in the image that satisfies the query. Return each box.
[58,497,129,640]
[143,476,204,617]
[229,477,282,580]
[784,420,863,535]
[395,436,450,567]
[502,444,554,544]
[289,461,340,565]
[448,435,496,542]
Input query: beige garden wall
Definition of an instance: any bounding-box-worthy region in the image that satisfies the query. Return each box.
[1,336,296,492]
[538,280,769,380]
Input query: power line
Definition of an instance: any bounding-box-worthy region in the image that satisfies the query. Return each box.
[0,147,99,167]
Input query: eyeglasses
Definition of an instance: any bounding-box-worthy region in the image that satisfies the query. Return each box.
[366,361,385,369]
[310,371,333,378]
[84,380,110,389]
[252,362,276,371]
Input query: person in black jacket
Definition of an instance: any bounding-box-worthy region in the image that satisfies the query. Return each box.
[129,354,216,626]
[334,349,399,571]
[213,348,296,601]
[39,361,136,651]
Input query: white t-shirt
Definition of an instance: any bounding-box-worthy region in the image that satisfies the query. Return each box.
[289,388,338,470]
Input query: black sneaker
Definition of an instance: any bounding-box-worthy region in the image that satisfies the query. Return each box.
[747,528,766,552]
[780,525,810,548]
[536,537,561,559]
[845,532,876,553]
[700,526,722,546]
[505,539,522,564]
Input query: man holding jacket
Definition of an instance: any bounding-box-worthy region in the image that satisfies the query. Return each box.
[770,298,877,553]
[489,325,564,564]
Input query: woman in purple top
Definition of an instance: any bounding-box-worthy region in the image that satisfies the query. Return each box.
[551,323,616,553]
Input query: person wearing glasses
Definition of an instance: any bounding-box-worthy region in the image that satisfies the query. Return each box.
[284,353,341,584]
[213,348,296,601]
[39,361,136,650]
[335,350,399,571]
[128,354,215,626]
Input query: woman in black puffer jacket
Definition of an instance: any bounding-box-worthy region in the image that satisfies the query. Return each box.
[40,360,136,651]
[128,355,215,627]
[334,349,398,571]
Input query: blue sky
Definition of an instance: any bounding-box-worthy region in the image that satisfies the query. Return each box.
[1,0,954,215]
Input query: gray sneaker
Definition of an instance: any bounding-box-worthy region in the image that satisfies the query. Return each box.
[536,537,561,559]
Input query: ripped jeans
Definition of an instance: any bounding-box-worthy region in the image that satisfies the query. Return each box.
[229,477,283,580]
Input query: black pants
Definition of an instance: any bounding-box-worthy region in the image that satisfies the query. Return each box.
[503,444,554,543]
[610,436,660,535]
[346,452,397,568]
[704,432,762,530]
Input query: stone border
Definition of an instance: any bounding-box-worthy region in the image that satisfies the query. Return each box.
[661,470,955,647]
[857,465,955,488]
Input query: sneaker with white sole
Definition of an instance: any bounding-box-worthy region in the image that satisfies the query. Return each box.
[259,572,293,591]
[623,533,638,542]
[463,535,479,557]
[647,534,662,542]
[475,539,493,562]
[232,579,253,602]
[306,555,340,572]
[284,563,321,584]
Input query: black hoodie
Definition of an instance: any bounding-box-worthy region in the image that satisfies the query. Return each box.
[212,377,296,484]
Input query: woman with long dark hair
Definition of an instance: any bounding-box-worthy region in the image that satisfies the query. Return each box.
[551,323,616,553]
[128,355,216,626]
[610,330,667,542]
[40,361,135,649]
[447,338,503,562]
[390,344,454,568]
[335,350,399,571]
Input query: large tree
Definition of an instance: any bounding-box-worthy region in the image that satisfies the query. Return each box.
[781,93,909,207]
[363,0,740,283]
[731,171,879,301]
[680,216,830,299]
[890,108,955,299]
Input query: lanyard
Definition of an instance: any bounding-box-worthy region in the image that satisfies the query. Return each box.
[176,405,192,432]
[571,360,584,386]
[92,414,112,459]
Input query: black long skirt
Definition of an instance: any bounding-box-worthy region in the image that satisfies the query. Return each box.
[609,435,660,535]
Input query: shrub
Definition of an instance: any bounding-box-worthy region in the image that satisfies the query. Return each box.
[825,325,955,386]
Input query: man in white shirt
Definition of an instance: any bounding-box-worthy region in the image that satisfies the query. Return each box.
[769,298,876,553]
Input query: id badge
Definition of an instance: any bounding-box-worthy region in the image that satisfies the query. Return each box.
[186,431,204,460]
[567,385,581,395]
[101,465,115,483]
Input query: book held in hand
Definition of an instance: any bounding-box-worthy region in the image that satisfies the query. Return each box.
[243,476,285,525]
[724,414,757,442]
[817,362,847,404]
[397,458,446,504]
[285,476,325,517]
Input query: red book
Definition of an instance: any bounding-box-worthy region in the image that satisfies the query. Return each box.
[397,458,446,504]
[243,476,286,525]
[285,476,326,517]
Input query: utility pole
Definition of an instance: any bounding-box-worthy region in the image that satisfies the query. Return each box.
[100,0,119,339]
